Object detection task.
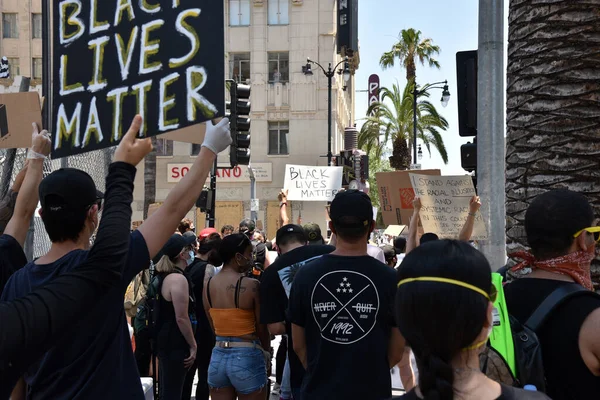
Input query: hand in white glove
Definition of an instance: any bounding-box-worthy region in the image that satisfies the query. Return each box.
[28,123,51,160]
[201,118,232,155]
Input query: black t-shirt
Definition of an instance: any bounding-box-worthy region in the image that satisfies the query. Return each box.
[1,230,149,400]
[260,245,334,389]
[396,384,550,399]
[0,234,27,296]
[504,278,600,400]
[289,254,397,399]
[0,162,135,398]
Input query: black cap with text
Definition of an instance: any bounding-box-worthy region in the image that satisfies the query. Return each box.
[39,168,103,212]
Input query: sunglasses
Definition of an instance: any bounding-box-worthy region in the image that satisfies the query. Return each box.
[573,227,600,243]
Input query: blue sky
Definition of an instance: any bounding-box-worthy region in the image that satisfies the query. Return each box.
[355,0,509,175]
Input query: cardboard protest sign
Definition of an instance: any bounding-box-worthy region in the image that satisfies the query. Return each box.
[0,92,43,149]
[383,225,406,237]
[409,174,488,240]
[52,0,224,158]
[375,169,441,226]
[283,165,343,202]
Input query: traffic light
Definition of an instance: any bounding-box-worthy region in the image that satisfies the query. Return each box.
[196,187,213,213]
[227,82,251,167]
[456,50,477,137]
[461,140,477,172]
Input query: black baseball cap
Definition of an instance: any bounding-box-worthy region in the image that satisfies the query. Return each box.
[330,190,373,226]
[303,223,324,245]
[276,224,306,245]
[155,234,196,263]
[394,237,407,254]
[39,168,103,212]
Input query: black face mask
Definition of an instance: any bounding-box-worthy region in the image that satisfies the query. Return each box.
[207,250,223,266]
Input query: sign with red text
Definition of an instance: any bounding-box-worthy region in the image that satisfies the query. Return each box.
[51,0,224,158]
[283,164,343,202]
[409,173,487,240]
[168,163,272,183]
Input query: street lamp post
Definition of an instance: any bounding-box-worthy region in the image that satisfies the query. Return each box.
[303,58,351,166]
[412,80,451,167]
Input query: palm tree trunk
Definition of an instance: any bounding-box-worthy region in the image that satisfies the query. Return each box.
[143,136,158,219]
[390,136,411,170]
[506,1,600,284]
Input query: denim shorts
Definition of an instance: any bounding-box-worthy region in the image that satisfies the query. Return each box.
[208,336,267,395]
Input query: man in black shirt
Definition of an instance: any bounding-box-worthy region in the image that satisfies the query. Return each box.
[260,224,334,398]
[289,190,405,399]
[505,189,600,399]
[1,117,232,400]
[0,118,150,397]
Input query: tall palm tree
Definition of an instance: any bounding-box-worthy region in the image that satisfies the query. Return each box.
[380,28,441,82]
[505,1,600,283]
[359,82,449,170]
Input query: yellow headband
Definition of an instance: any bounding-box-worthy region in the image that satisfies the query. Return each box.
[397,276,491,301]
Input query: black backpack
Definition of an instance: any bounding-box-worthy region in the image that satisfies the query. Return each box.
[481,283,600,392]
[133,275,163,337]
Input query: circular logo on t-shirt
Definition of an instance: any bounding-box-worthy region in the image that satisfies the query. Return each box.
[310,270,380,345]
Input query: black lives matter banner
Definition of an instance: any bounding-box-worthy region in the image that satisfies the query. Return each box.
[52,0,224,158]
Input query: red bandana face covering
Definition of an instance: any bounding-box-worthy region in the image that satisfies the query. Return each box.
[510,250,595,290]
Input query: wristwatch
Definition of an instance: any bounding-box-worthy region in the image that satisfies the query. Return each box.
[280,201,287,207]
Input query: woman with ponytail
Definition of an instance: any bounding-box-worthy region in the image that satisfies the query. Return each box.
[394,240,549,400]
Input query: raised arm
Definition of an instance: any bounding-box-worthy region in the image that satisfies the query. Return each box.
[138,119,232,260]
[405,197,421,254]
[278,189,289,227]
[0,162,27,235]
[458,196,481,241]
[4,124,51,245]
[0,116,151,395]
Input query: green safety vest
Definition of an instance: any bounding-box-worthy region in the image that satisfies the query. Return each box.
[489,272,517,378]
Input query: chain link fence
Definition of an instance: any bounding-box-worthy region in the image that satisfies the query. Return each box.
[0,147,113,260]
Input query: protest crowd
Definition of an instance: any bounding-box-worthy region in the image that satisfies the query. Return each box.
[0,116,599,400]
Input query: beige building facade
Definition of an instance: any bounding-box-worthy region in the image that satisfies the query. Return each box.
[0,0,42,81]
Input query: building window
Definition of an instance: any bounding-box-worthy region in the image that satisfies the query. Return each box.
[268,0,289,25]
[3,13,18,39]
[7,58,19,77]
[32,14,42,39]
[268,122,289,155]
[229,53,250,83]
[155,139,173,156]
[32,58,42,79]
[268,52,289,83]
[229,0,251,26]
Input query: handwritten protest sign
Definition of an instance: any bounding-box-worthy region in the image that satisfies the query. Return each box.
[52,0,224,158]
[375,169,441,226]
[284,165,343,202]
[409,174,488,240]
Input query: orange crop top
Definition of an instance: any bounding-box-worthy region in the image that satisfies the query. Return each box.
[207,276,257,337]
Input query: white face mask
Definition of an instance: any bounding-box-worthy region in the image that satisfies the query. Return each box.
[186,251,195,266]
